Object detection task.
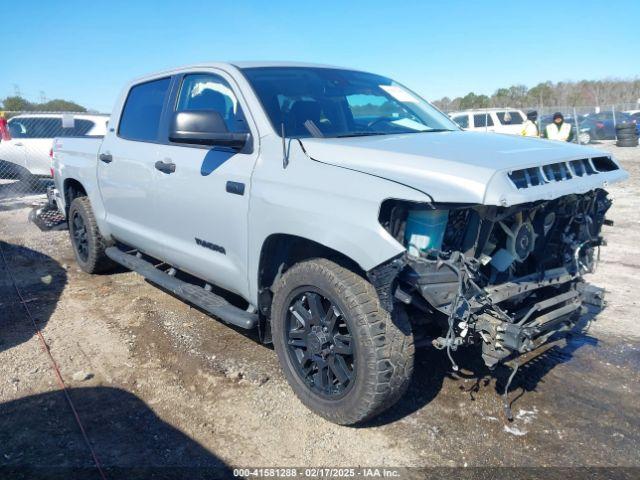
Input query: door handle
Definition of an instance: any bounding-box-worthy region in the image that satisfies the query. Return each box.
[155,160,176,174]
[99,153,113,163]
[15,142,24,146]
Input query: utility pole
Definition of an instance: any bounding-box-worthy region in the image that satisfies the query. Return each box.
[12,84,21,97]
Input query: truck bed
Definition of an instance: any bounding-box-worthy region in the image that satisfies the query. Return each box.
[51,136,104,216]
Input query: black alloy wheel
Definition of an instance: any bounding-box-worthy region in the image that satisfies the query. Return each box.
[71,210,89,262]
[285,290,355,398]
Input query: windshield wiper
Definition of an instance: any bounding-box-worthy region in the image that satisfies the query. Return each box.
[416,128,456,133]
[334,132,389,138]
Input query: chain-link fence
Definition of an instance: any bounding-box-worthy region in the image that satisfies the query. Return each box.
[444,104,640,147]
[0,111,109,207]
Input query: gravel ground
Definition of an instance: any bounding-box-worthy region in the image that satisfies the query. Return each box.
[0,141,639,478]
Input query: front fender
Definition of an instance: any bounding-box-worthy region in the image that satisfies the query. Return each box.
[247,139,429,303]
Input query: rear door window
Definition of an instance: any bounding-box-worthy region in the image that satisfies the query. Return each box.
[473,113,494,128]
[119,77,171,142]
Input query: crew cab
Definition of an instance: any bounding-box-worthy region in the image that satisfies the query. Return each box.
[51,62,628,424]
[0,113,107,182]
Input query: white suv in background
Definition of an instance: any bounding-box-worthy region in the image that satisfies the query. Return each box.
[0,113,108,180]
[449,108,527,135]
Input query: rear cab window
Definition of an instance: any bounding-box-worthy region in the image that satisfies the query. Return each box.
[118,77,171,142]
[496,111,524,125]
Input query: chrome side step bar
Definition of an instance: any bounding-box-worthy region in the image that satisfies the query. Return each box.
[105,247,257,330]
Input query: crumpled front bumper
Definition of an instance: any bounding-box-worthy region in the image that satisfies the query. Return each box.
[394,254,602,369]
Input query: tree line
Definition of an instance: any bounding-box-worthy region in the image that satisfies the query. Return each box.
[432,79,640,112]
[1,95,86,113]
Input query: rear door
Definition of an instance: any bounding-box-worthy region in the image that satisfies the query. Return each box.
[152,71,259,298]
[97,76,172,259]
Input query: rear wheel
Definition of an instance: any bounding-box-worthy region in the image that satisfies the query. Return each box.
[271,258,414,425]
[68,196,115,273]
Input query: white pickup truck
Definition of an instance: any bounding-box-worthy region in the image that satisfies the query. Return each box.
[0,113,107,181]
[51,62,628,424]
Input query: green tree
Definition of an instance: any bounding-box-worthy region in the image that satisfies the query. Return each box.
[1,95,87,112]
[2,96,32,111]
[458,92,490,109]
[39,99,86,112]
[527,82,554,107]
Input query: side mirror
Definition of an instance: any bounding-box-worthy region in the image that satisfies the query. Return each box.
[169,111,249,150]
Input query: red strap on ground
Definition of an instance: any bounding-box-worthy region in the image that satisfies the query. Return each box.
[0,243,108,480]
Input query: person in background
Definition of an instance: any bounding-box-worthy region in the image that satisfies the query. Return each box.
[521,110,539,137]
[0,112,10,141]
[544,112,573,142]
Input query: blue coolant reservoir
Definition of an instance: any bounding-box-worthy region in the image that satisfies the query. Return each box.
[404,209,449,256]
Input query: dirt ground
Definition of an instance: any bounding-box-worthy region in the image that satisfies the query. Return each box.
[1,141,639,478]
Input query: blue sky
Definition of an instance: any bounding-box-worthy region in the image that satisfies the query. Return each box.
[3,0,638,112]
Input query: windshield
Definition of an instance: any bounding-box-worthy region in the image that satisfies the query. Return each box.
[241,67,459,138]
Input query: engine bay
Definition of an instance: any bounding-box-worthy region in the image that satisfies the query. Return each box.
[375,189,612,370]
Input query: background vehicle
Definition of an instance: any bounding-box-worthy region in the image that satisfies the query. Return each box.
[51,63,627,424]
[449,108,527,134]
[583,111,639,140]
[0,113,107,181]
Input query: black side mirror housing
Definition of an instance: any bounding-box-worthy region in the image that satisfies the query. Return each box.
[169,111,249,150]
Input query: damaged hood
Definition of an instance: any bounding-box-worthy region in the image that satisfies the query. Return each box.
[301,131,628,206]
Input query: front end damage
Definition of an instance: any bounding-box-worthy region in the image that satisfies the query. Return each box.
[374,188,612,370]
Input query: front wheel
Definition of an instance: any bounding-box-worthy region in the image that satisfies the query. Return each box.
[271,258,414,425]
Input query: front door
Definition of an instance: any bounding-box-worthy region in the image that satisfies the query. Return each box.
[153,71,259,298]
[98,76,172,259]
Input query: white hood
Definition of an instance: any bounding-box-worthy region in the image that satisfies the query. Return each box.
[301,131,628,206]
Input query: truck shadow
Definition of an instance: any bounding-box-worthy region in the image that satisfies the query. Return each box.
[364,301,603,427]
[0,387,232,479]
[0,240,66,353]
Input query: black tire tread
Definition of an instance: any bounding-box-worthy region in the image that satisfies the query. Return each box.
[69,196,114,274]
[271,258,414,425]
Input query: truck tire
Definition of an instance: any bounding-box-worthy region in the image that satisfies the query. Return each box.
[617,133,638,142]
[616,123,636,131]
[616,138,639,147]
[68,196,115,274]
[271,258,414,425]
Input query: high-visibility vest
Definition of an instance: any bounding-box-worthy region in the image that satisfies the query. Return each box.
[545,122,571,141]
[521,120,538,137]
